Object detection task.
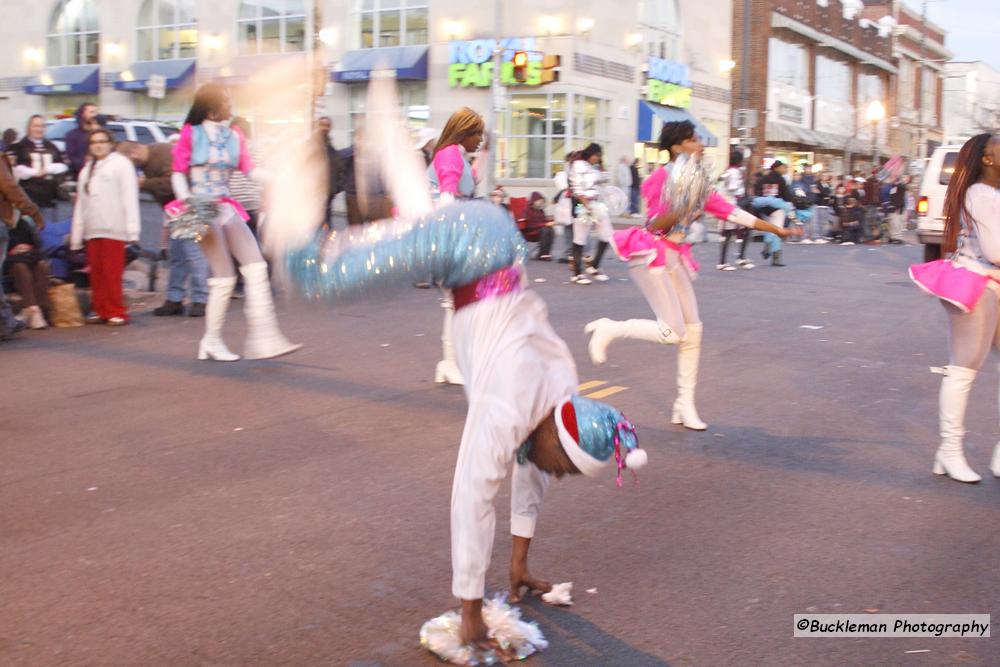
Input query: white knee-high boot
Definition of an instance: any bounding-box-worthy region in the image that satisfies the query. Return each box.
[240,262,302,360]
[435,296,464,385]
[198,276,240,361]
[671,322,707,431]
[584,318,681,365]
[933,365,981,483]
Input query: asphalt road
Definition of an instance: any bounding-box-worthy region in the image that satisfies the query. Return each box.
[3,236,998,666]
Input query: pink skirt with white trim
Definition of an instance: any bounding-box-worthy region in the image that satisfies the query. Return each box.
[909,259,992,313]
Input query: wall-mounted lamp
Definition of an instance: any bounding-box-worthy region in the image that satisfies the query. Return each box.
[720,59,736,73]
[204,34,223,52]
[577,17,596,35]
[23,48,43,64]
[539,16,562,36]
[318,27,337,46]
[105,42,124,58]
[443,20,464,40]
[626,33,643,49]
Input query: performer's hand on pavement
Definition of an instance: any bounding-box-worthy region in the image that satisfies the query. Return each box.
[509,564,552,603]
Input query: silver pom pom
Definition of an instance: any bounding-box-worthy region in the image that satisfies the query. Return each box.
[663,153,712,226]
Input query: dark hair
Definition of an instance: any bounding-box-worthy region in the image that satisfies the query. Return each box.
[82,128,115,194]
[185,82,228,126]
[580,143,602,160]
[658,121,695,157]
[230,116,252,139]
[728,149,743,168]
[1,128,16,146]
[942,133,996,255]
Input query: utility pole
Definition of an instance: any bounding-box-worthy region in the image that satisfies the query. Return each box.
[916,0,927,159]
[484,0,504,195]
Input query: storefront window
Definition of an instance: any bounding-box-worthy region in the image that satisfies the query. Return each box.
[638,0,681,60]
[497,93,609,179]
[47,0,100,66]
[348,82,428,139]
[857,70,885,139]
[137,0,197,61]
[356,0,429,48]
[768,38,807,90]
[237,0,307,56]
[814,54,852,136]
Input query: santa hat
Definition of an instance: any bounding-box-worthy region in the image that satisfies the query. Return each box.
[554,395,645,485]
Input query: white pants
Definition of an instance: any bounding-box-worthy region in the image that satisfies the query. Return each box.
[572,202,614,246]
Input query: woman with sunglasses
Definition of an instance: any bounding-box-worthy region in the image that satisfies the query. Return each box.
[70,128,139,326]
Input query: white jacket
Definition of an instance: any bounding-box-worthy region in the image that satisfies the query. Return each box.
[71,152,140,249]
[614,161,632,188]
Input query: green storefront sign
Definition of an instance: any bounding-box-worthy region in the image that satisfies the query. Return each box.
[448,61,543,88]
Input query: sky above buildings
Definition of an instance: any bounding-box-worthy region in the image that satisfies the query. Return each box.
[923,0,1000,69]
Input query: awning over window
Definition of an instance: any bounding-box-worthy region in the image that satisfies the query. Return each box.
[637,101,719,147]
[766,121,875,154]
[24,65,99,95]
[114,59,195,92]
[333,46,429,82]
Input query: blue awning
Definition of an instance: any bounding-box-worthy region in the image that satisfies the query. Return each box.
[333,46,429,82]
[637,101,719,148]
[24,65,99,95]
[114,59,195,91]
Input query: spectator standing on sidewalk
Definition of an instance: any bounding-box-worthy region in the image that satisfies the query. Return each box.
[863,169,881,241]
[1,154,45,340]
[753,160,794,266]
[316,116,344,229]
[70,128,140,326]
[64,103,106,176]
[629,158,642,218]
[887,175,907,244]
[121,140,209,317]
[613,156,633,215]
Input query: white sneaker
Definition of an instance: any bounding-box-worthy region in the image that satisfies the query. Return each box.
[25,305,48,329]
[841,241,855,246]
[585,267,610,281]
[813,238,829,244]
[572,274,592,285]
[716,263,736,271]
[801,238,813,244]
[737,260,755,269]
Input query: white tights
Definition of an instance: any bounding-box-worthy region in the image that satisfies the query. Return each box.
[627,248,701,338]
[198,205,265,278]
[944,288,1000,370]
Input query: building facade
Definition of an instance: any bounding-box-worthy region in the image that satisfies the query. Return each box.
[942,61,1000,146]
[731,0,899,176]
[0,0,735,196]
[863,0,949,159]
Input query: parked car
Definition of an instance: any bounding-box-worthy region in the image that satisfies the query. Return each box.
[45,118,179,153]
[916,144,961,262]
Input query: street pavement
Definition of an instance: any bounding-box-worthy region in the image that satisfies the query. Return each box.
[2,235,999,666]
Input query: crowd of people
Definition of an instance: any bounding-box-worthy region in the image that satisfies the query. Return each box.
[1,89,918,344]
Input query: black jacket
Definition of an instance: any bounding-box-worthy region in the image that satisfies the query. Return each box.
[754,170,792,201]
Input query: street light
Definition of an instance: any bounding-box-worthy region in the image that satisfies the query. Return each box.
[866,100,886,170]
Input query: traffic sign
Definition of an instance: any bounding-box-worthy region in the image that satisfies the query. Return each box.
[148,74,166,100]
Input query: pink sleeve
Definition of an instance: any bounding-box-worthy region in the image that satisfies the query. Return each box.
[234,127,254,174]
[171,124,193,173]
[433,145,464,194]
[641,167,667,220]
[705,192,736,220]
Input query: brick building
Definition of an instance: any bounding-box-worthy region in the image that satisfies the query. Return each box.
[862,0,950,159]
[730,0,897,176]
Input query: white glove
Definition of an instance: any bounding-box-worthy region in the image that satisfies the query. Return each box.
[170,172,191,201]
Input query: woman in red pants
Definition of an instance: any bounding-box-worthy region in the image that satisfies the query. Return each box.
[70,128,140,325]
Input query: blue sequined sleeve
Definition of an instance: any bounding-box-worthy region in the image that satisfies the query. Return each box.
[286,200,528,300]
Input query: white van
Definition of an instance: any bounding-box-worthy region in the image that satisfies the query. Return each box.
[916,144,962,261]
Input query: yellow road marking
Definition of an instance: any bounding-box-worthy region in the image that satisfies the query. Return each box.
[577,380,607,392]
[583,385,628,399]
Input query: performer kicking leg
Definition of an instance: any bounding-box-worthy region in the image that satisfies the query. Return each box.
[586,121,793,430]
